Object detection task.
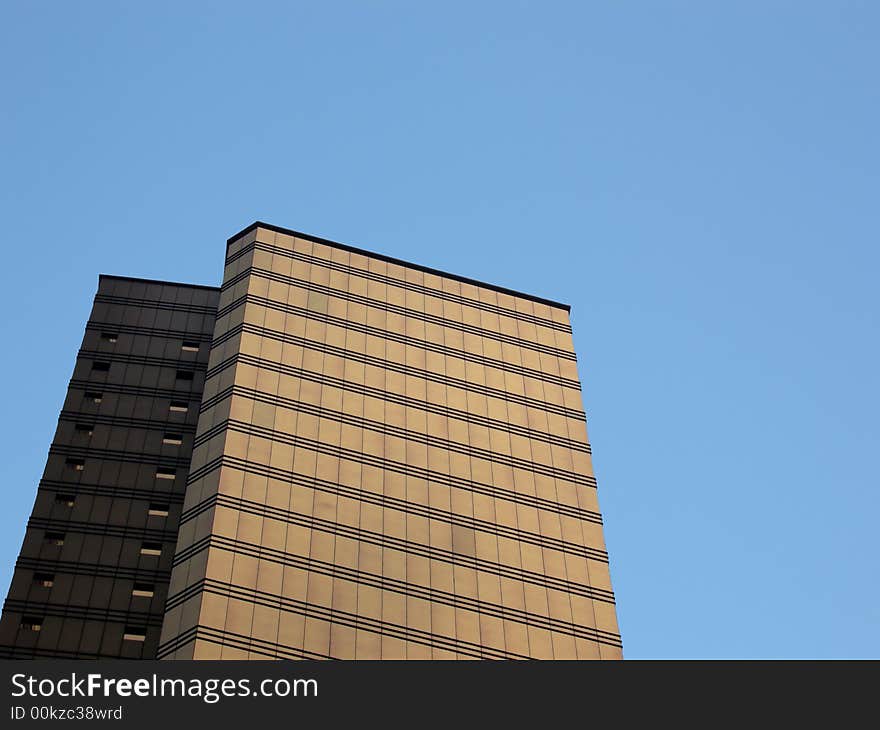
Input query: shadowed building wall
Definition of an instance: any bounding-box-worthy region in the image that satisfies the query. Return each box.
[0,276,219,658]
[157,224,622,659]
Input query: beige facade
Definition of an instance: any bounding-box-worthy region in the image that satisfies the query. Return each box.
[157,223,622,659]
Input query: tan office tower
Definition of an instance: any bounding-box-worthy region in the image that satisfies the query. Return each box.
[157,223,622,659]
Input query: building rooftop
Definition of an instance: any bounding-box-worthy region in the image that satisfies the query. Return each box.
[98,274,221,292]
[228,221,571,312]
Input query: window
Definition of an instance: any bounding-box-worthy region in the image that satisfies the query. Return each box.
[92,361,110,372]
[175,370,194,381]
[169,401,188,413]
[148,503,170,517]
[100,332,118,343]
[54,493,75,507]
[140,542,162,556]
[33,573,54,588]
[123,627,147,642]
[20,617,43,632]
[84,391,103,404]
[132,583,154,598]
[181,341,200,353]
[162,433,183,446]
[74,423,94,437]
[44,531,65,546]
[65,458,85,471]
[155,468,176,481]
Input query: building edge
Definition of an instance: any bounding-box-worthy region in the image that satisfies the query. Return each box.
[228,221,572,313]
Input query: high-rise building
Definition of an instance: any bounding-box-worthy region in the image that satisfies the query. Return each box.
[0,276,219,658]
[0,223,622,660]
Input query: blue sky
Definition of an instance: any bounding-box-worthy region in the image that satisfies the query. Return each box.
[1,2,877,658]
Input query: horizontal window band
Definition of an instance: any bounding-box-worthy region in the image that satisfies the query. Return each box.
[0,645,132,660]
[202,378,588,453]
[206,352,585,423]
[196,415,595,490]
[178,475,607,563]
[199,420,602,525]
[180,482,605,564]
[163,579,622,656]
[202,385,589,466]
[49,444,193,470]
[164,570,615,649]
[183,462,601,554]
[37,478,184,505]
[76,348,210,374]
[216,303,580,391]
[0,641,153,659]
[225,240,571,334]
[185,441,597,524]
[188,441,598,524]
[156,624,333,660]
[188,466,600,555]
[68,379,204,406]
[3,599,163,629]
[93,293,218,317]
[85,321,214,344]
[219,271,574,361]
[58,410,198,435]
[173,530,606,613]
[162,581,518,660]
[14,556,170,584]
[173,531,613,609]
[2,599,163,628]
[27,516,178,543]
[197,414,595,488]
[211,322,582,410]
[3,598,165,632]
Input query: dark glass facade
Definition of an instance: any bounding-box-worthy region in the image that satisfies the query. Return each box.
[0,276,219,658]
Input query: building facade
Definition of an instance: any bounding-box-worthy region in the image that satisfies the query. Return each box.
[0,276,219,658]
[1,223,622,660]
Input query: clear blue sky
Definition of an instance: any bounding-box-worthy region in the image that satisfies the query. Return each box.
[1,2,877,659]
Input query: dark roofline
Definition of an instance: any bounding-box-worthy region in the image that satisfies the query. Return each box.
[98,274,220,292]
[227,221,571,312]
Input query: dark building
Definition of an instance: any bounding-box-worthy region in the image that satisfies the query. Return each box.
[0,223,622,660]
[0,276,219,658]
